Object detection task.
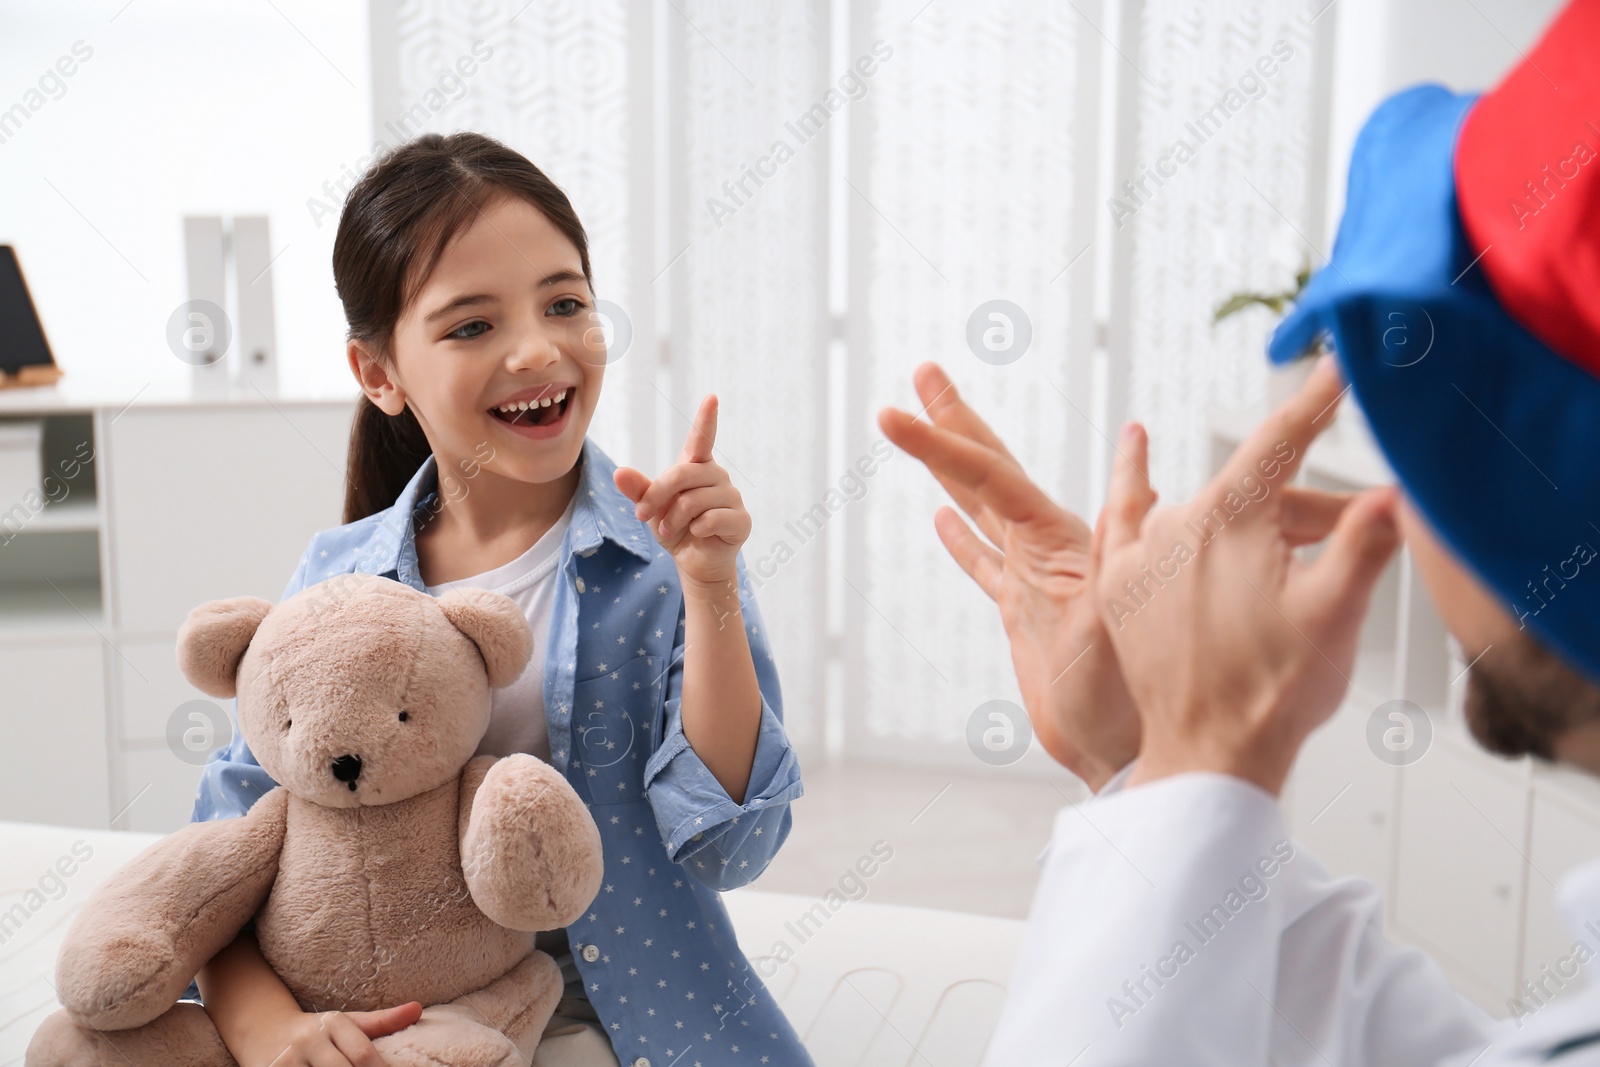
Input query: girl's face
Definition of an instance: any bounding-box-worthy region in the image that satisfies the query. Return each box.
[359,193,608,489]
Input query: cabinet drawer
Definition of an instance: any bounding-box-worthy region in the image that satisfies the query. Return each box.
[1395,739,1526,997]
[105,404,352,633]
[1523,791,1600,1006]
[0,637,109,827]
[114,633,227,745]
[1285,699,1398,897]
[114,744,207,834]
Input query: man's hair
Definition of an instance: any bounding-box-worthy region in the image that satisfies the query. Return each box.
[1466,628,1600,759]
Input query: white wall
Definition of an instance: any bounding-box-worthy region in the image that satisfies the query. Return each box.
[0,0,371,400]
[1323,0,1565,240]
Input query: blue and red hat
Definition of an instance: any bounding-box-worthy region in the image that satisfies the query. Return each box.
[1268,0,1600,684]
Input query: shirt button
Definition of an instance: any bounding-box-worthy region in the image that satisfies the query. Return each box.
[581,943,600,963]
[576,576,587,593]
[691,832,703,841]
[633,1059,651,1067]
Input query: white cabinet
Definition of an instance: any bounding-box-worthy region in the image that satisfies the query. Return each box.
[114,634,216,743]
[1394,737,1526,1006]
[0,390,355,832]
[1285,700,1397,896]
[1523,781,1600,1007]
[115,745,207,834]
[110,635,234,832]
[104,405,352,634]
[0,636,109,828]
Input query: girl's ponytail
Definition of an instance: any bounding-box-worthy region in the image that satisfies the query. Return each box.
[331,131,593,525]
[342,393,431,525]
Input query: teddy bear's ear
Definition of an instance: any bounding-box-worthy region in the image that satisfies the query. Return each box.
[175,596,274,698]
[435,588,533,688]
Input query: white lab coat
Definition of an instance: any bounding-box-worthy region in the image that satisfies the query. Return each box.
[985,768,1600,1065]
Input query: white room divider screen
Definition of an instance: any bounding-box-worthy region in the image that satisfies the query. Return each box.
[840,0,1101,767]
[369,0,1332,771]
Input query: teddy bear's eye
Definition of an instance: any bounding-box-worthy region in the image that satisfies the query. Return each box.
[285,718,292,730]
[398,710,409,723]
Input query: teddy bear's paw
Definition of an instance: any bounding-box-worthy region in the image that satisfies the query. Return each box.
[370,1005,523,1067]
[26,1003,235,1067]
[58,927,180,1029]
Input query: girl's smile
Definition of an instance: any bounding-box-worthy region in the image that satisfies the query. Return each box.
[488,382,577,439]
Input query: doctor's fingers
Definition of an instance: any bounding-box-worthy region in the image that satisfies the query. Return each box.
[1295,485,1401,627]
[1213,354,1346,504]
[879,405,1078,545]
[1281,486,1360,546]
[933,506,1005,601]
[1099,421,1157,555]
[913,362,1020,463]
[875,405,998,539]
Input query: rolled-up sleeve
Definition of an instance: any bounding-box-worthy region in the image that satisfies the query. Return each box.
[641,553,804,891]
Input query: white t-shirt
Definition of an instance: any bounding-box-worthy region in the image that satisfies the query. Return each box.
[422,490,595,1020]
[423,489,578,763]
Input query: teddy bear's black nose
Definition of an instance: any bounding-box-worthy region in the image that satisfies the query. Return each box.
[331,754,362,789]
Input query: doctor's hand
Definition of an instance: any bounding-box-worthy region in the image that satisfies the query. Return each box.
[614,394,752,593]
[878,363,1140,792]
[1098,355,1401,796]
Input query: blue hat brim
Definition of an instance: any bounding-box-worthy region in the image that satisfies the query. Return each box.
[1268,84,1600,686]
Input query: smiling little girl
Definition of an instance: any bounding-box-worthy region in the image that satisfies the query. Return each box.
[185,132,813,1067]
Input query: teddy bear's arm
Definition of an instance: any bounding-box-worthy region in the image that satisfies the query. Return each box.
[459,754,605,932]
[54,785,290,1031]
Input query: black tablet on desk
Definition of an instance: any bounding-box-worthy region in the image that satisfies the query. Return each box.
[0,245,59,386]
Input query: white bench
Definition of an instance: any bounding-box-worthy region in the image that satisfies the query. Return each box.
[0,821,1024,1065]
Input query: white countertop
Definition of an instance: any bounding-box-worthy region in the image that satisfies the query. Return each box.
[0,369,362,415]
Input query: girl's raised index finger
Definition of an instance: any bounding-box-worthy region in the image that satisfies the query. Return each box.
[683,394,718,463]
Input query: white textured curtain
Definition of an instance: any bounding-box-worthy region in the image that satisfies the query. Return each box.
[665,2,833,753]
[387,0,655,471]
[373,0,1329,768]
[379,0,832,750]
[1122,0,1325,499]
[842,0,1096,762]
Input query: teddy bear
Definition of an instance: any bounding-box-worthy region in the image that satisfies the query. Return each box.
[26,571,605,1067]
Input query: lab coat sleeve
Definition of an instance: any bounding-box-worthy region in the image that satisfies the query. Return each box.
[641,552,804,891]
[988,771,1494,1067]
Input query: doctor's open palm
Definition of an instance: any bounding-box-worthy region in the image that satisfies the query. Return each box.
[878,363,1139,792]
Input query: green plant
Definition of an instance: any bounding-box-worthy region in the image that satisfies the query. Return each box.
[1213,255,1328,359]
[1213,256,1312,324]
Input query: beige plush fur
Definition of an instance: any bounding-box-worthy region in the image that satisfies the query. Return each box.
[27,572,605,1067]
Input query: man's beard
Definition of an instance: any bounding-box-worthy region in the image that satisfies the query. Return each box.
[1463,632,1589,761]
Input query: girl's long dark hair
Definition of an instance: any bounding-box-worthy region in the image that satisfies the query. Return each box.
[332,131,593,524]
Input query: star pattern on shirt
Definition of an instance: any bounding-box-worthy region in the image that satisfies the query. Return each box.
[554,644,805,1060]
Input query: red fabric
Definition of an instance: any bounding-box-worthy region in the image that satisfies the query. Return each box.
[1454,0,1600,378]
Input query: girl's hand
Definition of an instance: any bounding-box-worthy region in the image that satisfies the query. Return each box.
[877,363,1140,792]
[241,1003,421,1067]
[199,927,421,1067]
[614,395,752,591]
